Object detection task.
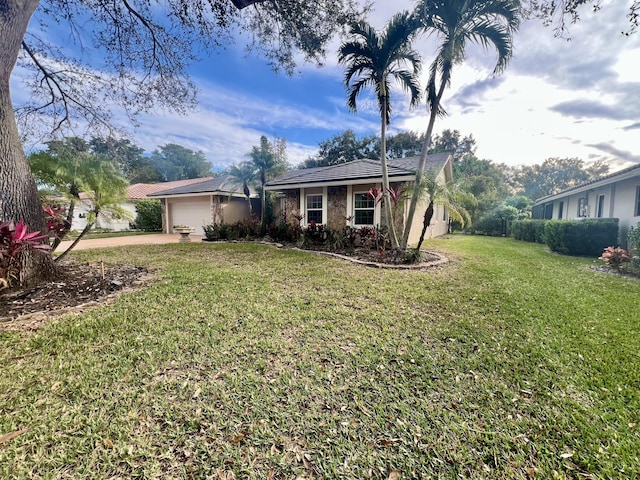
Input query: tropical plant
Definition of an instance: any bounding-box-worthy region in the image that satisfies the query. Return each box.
[338,10,422,249]
[599,246,630,270]
[249,136,288,225]
[412,170,471,251]
[227,161,258,215]
[0,220,50,289]
[402,0,520,249]
[54,154,130,262]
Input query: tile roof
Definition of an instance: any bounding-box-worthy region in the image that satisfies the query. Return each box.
[148,175,256,197]
[265,153,451,188]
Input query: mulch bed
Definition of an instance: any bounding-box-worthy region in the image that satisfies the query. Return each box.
[0,262,154,331]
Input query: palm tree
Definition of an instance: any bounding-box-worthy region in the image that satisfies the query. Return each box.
[227,161,257,215]
[411,169,472,251]
[401,0,520,250]
[54,153,129,262]
[338,11,422,249]
[249,136,287,225]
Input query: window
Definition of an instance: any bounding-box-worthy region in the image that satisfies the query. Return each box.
[558,201,564,219]
[544,203,553,220]
[636,186,640,216]
[596,194,605,218]
[354,193,375,225]
[578,197,588,217]
[306,194,323,224]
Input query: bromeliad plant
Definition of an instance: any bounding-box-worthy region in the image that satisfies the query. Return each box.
[0,220,50,289]
[599,246,631,270]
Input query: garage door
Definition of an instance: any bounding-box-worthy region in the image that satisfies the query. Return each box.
[169,198,211,235]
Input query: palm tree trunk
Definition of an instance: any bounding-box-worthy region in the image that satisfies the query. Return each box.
[380,97,399,249]
[415,201,434,252]
[55,220,95,263]
[400,74,449,250]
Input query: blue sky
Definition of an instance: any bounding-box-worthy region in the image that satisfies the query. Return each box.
[13,0,640,172]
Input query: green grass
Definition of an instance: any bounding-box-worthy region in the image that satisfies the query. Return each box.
[1,236,638,479]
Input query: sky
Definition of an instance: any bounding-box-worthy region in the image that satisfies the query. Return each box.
[13,0,640,173]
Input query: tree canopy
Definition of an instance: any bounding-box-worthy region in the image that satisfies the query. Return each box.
[150,144,213,182]
[525,0,639,36]
[511,157,610,200]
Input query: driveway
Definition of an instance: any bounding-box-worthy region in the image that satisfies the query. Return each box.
[56,234,205,251]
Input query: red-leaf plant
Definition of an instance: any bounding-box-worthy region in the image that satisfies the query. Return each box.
[0,220,50,289]
[599,246,630,270]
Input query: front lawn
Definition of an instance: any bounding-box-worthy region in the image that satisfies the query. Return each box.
[1,236,638,478]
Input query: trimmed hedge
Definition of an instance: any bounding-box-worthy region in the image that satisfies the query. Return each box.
[134,199,163,231]
[512,219,548,244]
[544,218,619,256]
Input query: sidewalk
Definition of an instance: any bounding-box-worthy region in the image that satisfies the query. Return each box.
[56,234,205,251]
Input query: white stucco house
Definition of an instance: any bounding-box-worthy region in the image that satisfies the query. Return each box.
[532,162,640,239]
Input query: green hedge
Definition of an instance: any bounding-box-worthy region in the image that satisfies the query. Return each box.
[134,199,163,231]
[512,219,548,243]
[544,218,619,256]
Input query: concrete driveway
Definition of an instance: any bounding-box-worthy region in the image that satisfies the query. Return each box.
[56,234,205,251]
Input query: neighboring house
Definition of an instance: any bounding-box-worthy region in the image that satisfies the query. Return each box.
[532,162,640,236]
[69,177,214,231]
[264,153,453,244]
[149,175,259,235]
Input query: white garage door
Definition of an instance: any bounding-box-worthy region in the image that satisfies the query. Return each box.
[169,198,211,235]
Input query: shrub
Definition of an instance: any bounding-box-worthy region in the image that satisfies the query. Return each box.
[267,212,302,242]
[203,223,223,241]
[471,205,518,237]
[598,246,630,270]
[0,220,50,289]
[512,219,548,243]
[627,224,640,270]
[545,219,618,256]
[135,199,163,231]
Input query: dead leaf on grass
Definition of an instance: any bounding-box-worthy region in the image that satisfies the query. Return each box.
[230,433,245,444]
[388,470,401,480]
[0,428,28,445]
[103,438,114,448]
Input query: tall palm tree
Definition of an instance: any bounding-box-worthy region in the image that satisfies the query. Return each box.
[249,136,287,225]
[338,11,422,249]
[401,0,520,250]
[227,161,257,215]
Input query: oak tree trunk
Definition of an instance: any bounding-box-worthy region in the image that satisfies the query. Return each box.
[1,0,57,286]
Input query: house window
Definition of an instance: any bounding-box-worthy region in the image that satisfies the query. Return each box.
[558,201,564,219]
[306,194,323,224]
[544,203,553,220]
[354,193,375,225]
[578,198,588,217]
[596,194,605,218]
[636,186,640,216]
